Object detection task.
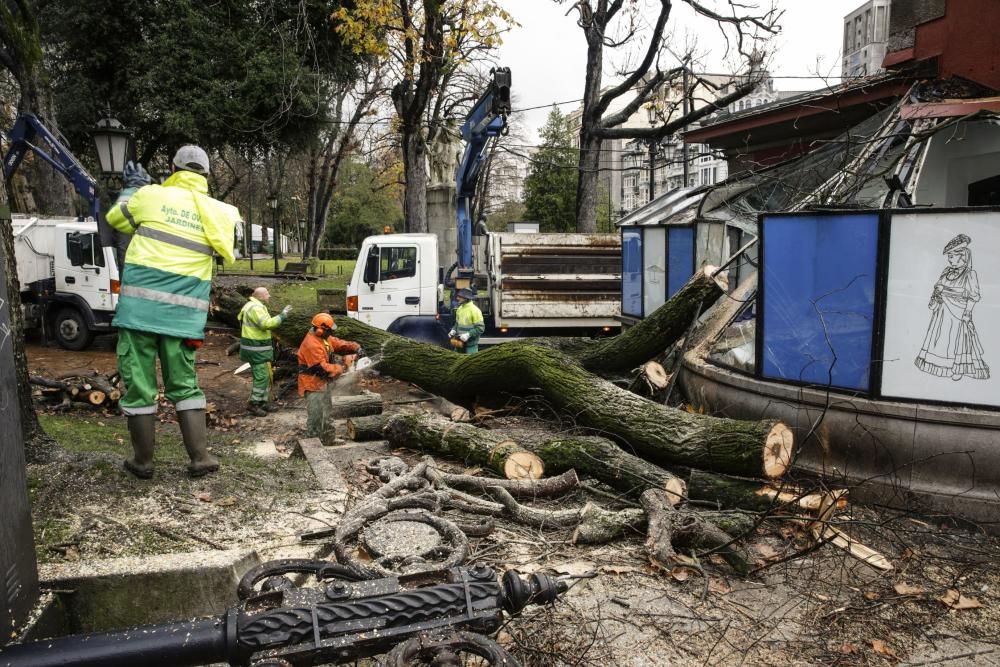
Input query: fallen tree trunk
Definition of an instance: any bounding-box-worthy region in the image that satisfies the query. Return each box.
[381,412,686,501]
[211,266,726,377]
[341,336,791,479]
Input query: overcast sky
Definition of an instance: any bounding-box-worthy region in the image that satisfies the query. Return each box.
[497,0,868,144]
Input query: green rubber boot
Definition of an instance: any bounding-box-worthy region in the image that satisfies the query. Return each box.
[124,415,156,479]
[178,409,219,477]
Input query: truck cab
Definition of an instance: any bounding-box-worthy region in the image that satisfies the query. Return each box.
[14,215,119,350]
[346,233,447,344]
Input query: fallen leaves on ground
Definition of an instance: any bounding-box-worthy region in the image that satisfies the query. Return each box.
[939,589,982,610]
[192,491,213,503]
[893,582,926,596]
[871,639,898,659]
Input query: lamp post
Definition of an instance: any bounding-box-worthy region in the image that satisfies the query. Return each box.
[267,194,279,274]
[645,105,658,205]
[92,117,132,269]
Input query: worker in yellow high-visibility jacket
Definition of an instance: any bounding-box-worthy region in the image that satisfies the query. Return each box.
[238,287,292,416]
[106,146,237,479]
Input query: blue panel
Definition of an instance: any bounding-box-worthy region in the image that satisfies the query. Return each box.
[667,227,695,297]
[622,227,643,317]
[761,213,879,391]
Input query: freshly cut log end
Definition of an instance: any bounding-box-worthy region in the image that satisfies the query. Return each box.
[642,361,669,390]
[664,477,687,507]
[502,450,545,480]
[86,390,106,405]
[450,406,472,422]
[763,423,793,479]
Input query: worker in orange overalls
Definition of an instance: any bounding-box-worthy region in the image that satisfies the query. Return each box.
[297,313,361,438]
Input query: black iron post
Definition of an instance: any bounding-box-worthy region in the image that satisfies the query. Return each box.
[647,139,656,205]
[268,194,279,274]
[682,65,690,187]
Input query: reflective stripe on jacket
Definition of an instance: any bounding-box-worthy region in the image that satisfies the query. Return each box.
[106,170,238,339]
[297,331,360,396]
[238,297,283,363]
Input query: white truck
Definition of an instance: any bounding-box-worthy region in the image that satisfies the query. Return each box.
[13,215,120,350]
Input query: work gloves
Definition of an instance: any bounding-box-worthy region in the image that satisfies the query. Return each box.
[459,333,470,342]
[123,161,152,190]
[280,305,293,317]
[448,329,457,338]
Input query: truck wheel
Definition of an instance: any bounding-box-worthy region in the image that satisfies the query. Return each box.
[54,308,95,351]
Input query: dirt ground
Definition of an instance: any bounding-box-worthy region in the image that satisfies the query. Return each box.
[24,332,1000,666]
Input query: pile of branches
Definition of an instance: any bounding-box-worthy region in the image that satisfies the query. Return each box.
[30,371,122,411]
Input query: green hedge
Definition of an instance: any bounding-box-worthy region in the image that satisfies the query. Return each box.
[318,246,359,260]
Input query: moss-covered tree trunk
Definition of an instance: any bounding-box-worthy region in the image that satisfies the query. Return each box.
[382,413,544,480]
[372,411,686,500]
[211,265,726,378]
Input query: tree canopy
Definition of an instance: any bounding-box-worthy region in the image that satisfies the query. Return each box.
[38,0,362,166]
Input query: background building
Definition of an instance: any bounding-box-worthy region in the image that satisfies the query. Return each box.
[842,0,892,78]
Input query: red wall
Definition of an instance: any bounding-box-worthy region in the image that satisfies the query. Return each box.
[886,1,1000,90]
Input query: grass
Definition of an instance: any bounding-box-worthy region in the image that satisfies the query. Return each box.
[223,255,356,281]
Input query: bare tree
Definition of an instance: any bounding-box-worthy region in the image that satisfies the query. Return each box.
[562,0,779,232]
[335,0,511,233]
[303,62,387,258]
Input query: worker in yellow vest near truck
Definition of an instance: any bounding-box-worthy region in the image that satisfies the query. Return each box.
[448,287,485,354]
[106,146,237,479]
[238,287,292,416]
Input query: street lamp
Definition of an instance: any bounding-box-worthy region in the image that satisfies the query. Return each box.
[267,194,279,274]
[92,118,131,175]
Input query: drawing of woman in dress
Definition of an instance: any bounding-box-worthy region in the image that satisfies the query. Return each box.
[915,233,990,381]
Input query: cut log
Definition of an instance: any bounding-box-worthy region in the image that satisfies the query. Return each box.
[85,375,119,402]
[226,341,241,356]
[380,412,685,501]
[328,392,383,419]
[627,360,669,396]
[382,414,544,481]
[79,390,106,406]
[346,414,393,441]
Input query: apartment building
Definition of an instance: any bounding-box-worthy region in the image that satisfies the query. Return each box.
[842,0,892,78]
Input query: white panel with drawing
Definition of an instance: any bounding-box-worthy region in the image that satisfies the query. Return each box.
[881,210,1000,407]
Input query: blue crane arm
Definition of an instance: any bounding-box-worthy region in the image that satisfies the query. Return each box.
[455,67,510,271]
[2,112,100,220]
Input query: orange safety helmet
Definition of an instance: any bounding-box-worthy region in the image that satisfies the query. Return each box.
[311,313,336,333]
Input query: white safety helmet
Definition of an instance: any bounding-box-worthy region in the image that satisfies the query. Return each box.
[172,145,210,175]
